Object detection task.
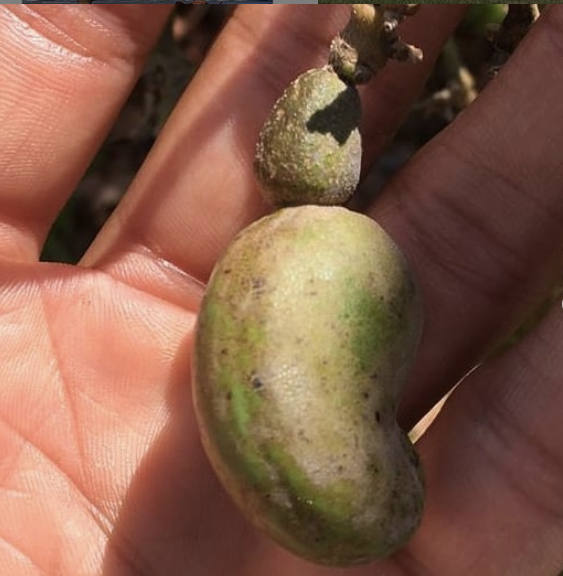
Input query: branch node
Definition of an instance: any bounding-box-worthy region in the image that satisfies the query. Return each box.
[329,4,423,85]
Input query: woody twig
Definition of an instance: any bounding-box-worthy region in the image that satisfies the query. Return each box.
[487,4,540,77]
[329,4,423,85]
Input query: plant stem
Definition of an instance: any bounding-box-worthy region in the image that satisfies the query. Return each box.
[488,4,540,76]
[329,4,422,86]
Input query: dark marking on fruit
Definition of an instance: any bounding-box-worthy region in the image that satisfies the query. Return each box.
[251,375,264,389]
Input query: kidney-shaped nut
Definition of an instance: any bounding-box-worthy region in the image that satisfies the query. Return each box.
[192,206,424,566]
[254,67,362,207]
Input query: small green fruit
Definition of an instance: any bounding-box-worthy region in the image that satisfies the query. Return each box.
[193,206,424,566]
[254,67,362,207]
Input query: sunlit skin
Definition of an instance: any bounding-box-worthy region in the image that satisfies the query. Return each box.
[0,5,562,576]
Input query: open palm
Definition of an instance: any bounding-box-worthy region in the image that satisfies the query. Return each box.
[1,5,562,576]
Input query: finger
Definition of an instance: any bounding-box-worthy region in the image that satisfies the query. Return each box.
[370,5,563,427]
[397,303,563,576]
[0,5,171,262]
[82,5,466,300]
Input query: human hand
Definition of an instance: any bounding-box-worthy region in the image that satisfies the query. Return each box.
[0,5,562,575]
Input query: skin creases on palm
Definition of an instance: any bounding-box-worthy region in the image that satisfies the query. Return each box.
[0,262,206,573]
